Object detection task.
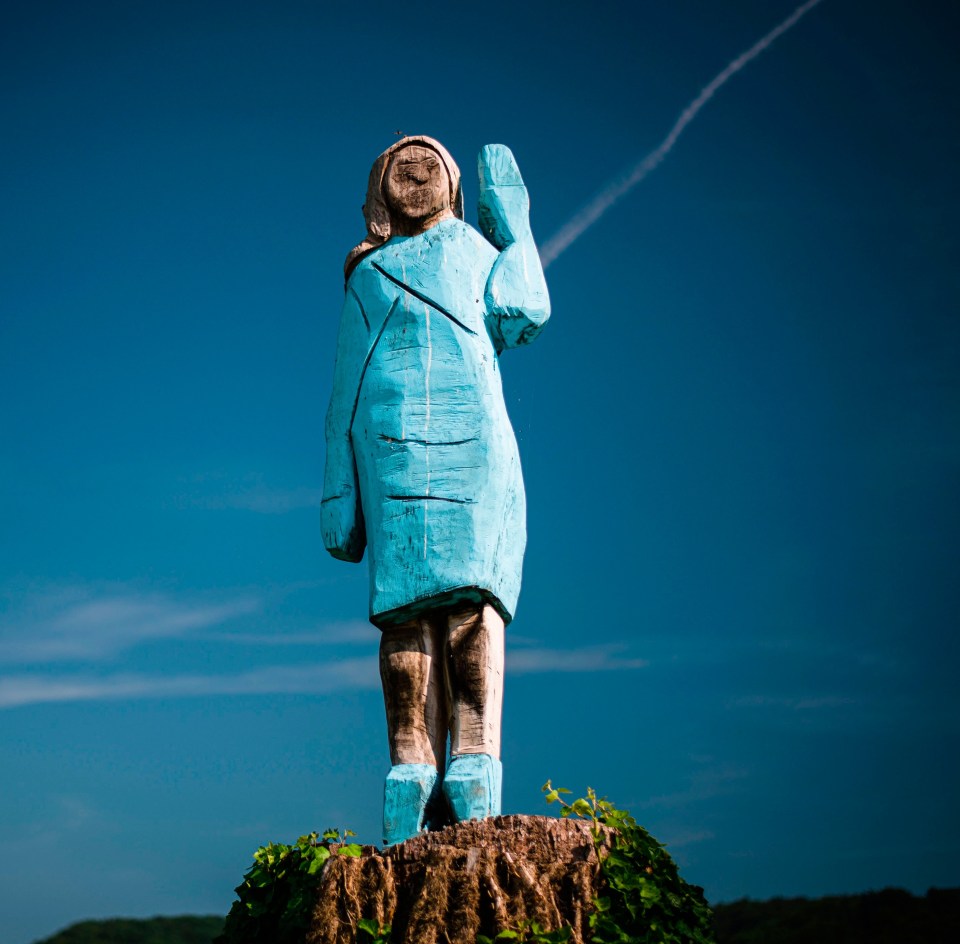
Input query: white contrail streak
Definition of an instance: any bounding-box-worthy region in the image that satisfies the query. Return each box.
[538,0,825,268]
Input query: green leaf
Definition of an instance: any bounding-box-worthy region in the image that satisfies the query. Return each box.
[640,879,661,901]
[541,779,715,944]
[306,849,332,873]
[571,798,593,817]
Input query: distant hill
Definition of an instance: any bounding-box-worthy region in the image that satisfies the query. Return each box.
[31,888,960,943]
[712,887,960,944]
[31,915,224,944]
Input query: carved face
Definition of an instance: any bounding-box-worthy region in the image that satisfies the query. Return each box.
[383,145,451,228]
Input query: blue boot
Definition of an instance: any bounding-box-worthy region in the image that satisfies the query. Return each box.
[383,763,437,845]
[442,753,502,823]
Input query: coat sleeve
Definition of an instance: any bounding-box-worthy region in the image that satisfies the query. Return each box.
[477,144,551,352]
[322,286,369,562]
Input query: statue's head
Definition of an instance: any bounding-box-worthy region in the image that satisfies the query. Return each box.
[384,144,452,233]
[345,135,463,281]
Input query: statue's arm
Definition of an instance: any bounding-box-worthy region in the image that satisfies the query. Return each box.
[477,144,551,351]
[321,287,368,563]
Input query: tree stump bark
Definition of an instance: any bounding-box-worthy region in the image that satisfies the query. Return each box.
[307,814,609,944]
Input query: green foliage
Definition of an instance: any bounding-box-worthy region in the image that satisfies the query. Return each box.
[478,919,573,943]
[215,787,714,944]
[357,917,392,943]
[543,782,715,944]
[216,828,361,944]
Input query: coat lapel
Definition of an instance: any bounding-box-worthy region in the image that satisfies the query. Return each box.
[369,224,479,335]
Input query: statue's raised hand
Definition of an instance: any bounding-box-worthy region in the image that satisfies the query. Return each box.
[476,144,549,350]
[478,144,531,251]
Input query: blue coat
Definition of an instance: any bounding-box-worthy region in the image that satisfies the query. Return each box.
[323,150,549,627]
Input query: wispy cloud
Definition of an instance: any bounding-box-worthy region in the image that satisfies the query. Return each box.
[188,486,323,514]
[0,582,650,709]
[168,472,322,513]
[507,644,648,674]
[640,763,750,810]
[728,694,858,710]
[0,794,112,853]
[0,583,259,664]
[0,657,380,709]
[662,828,716,849]
[0,639,649,710]
[538,0,826,267]
[210,620,375,647]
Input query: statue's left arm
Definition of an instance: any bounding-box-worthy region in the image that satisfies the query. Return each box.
[321,286,368,563]
[477,144,551,351]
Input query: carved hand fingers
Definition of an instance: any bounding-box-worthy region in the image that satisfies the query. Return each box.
[477,144,531,250]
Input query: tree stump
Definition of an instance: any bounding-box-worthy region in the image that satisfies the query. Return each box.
[307,814,609,944]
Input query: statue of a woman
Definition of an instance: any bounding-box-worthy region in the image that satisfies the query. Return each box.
[322,136,549,844]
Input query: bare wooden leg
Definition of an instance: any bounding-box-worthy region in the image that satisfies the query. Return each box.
[381,603,505,835]
[445,603,504,758]
[379,616,450,842]
[379,616,448,768]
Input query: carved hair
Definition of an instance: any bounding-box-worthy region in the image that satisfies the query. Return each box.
[344,135,464,283]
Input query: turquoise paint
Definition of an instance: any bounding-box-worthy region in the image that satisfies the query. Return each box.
[443,754,503,823]
[382,763,438,846]
[322,145,549,628]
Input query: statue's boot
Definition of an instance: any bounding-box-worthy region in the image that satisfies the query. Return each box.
[383,763,438,845]
[443,752,503,822]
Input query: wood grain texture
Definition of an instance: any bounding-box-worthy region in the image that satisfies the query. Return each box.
[307,815,610,944]
[447,605,504,757]
[379,621,447,768]
[379,603,504,767]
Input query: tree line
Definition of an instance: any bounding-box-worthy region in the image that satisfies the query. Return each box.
[32,887,960,944]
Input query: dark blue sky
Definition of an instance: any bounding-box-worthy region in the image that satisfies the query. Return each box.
[2,1,958,941]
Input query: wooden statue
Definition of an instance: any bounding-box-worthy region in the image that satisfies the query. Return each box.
[322,136,549,844]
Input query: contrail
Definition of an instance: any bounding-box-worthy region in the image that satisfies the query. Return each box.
[538,0,826,268]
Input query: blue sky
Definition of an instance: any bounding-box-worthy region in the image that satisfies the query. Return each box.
[2,0,958,941]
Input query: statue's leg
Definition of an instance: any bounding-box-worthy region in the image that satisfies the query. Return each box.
[442,603,504,821]
[379,616,448,843]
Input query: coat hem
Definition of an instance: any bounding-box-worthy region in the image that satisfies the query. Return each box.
[371,586,513,630]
